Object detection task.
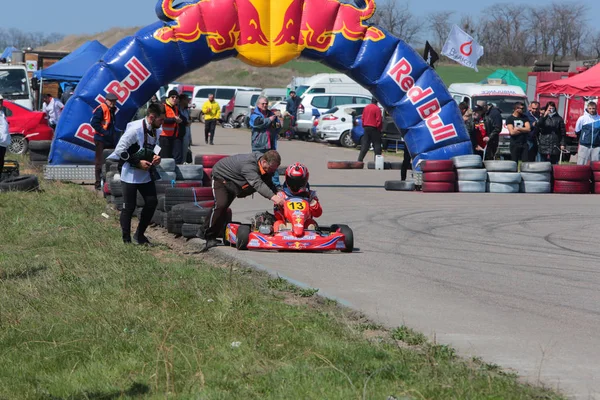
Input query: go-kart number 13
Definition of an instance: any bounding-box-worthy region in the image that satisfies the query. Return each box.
[287,201,307,211]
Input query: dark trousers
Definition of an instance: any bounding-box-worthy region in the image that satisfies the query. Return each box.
[205,120,217,143]
[540,153,560,165]
[94,140,105,189]
[159,136,175,159]
[528,141,538,162]
[484,140,498,160]
[358,126,382,162]
[172,138,184,164]
[510,141,528,163]
[120,180,158,241]
[0,146,6,176]
[401,148,412,181]
[203,178,235,241]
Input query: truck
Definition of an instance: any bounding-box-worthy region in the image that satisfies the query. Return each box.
[448,80,529,158]
[0,64,35,110]
[294,73,371,97]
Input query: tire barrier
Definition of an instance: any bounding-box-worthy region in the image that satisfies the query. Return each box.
[48,0,472,167]
[160,158,176,172]
[520,181,551,193]
[520,162,552,173]
[327,161,364,169]
[420,160,454,172]
[452,154,483,169]
[487,172,522,184]
[456,169,487,181]
[422,181,455,193]
[194,154,228,168]
[175,165,204,181]
[0,175,40,192]
[384,180,415,191]
[457,180,486,193]
[552,165,591,181]
[422,171,456,182]
[553,180,591,194]
[487,182,520,193]
[367,161,403,170]
[484,160,518,172]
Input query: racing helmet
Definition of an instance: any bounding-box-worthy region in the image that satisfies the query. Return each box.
[285,162,309,194]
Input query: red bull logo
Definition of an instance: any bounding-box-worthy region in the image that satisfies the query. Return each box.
[153,0,385,67]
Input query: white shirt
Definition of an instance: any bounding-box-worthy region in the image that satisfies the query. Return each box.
[108,118,161,184]
[0,110,11,148]
[44,98,64,125]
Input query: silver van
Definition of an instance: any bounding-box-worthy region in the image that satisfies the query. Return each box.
[190,85,261,121]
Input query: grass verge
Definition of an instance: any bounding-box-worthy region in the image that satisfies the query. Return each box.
[0,178,564,399]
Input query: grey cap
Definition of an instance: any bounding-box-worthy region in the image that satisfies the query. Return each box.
[105,93,118,101]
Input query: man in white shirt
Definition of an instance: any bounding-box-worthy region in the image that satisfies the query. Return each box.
[43,94,64,130]
[108,103,164,245]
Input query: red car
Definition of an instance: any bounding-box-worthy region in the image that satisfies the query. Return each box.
[3,100,53,154]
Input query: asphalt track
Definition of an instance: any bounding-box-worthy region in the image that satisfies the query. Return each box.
[191,123,600,399]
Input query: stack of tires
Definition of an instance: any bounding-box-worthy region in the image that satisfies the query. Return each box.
[28,140,53,165]
[593,162,600,194]
[195,154,228,186]
[484,161,521,193]
[157,158,177,181]
[519,162,552,193]
[553,164,591,194]
[452,155,486,193]
[421,160,456,193]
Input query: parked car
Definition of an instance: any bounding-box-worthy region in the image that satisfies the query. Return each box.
[260,88,288,106]
[3,100,53,154]
[316,103,371,147]
[190,85,261,121]
[223,90,262,125]
[296,93,371,134]
[351,114,406,152]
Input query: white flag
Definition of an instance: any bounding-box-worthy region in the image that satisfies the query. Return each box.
[441,25,484,72]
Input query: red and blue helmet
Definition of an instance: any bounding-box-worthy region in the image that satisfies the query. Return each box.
[285,162,309,194]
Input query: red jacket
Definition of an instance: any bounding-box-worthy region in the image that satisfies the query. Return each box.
[362,103,382,131]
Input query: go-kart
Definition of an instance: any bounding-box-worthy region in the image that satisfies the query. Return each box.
[224,196,353,252]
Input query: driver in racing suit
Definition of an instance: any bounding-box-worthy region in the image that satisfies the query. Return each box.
[273,162,322,231]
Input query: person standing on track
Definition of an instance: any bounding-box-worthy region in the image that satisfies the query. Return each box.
[202,93,220,145]
[357,97,383,163]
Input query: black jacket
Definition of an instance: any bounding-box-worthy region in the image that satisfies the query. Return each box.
[537,114,566,155]
[483,106,502,143]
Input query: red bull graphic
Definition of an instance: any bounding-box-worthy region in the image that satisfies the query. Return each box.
[154,0,385,66]
[48,0,473,167]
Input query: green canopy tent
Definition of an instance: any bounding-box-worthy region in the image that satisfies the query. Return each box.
[480,69,526,91]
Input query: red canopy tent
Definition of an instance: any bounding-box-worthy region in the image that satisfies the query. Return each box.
[537,63,600,96]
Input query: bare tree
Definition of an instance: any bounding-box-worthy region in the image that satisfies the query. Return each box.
[370,0,421,45]
[459,14,477,36]
[429,11,454,50]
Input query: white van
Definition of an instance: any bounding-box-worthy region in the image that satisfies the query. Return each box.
[448,81,529,158]
[224,90,261,123]
[0,65,35,110]
[260,88,287,106]
[191,85,261,121]
[295,73,371,97]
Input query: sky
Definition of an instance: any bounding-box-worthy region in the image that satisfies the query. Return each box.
[3,0,600,37]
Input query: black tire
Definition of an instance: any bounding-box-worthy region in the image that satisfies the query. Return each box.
[157,195,166,212]
[182,223,202,238]
[384,180,415,191]
[109,179,123,197]
[165,187,213,211]
[339,130,356,148]
[175,165,204,180]
[236,225,250,250]
[29,150,49,162]
[0,175,39,192]
[331,224,353,253]
[182,205,212,224]
[28,140,52,152]
[152,210,165,226]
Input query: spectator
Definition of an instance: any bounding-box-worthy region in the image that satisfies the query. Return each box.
[575,101,600,165]
[43,93,64,130]
[506,102,531,163]
[249,95,281,188]
[173,93,191,164]
[285,90,301,135]
[202,93,220,145]
[61,85,75,105]
[150,94,160,105]
[91,93,119,191]
[200,150,285,252]
[459,101,472,124]
[537,101,566,165]
[107,103,164,245]
[401,146,412,181]
[357,97,383,163]
[476,100,502,160]
[525,101,541,161]
[159,90,181,159]
[469,105,488,159]
[0,95,10,176]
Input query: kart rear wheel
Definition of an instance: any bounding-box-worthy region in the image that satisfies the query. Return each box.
[332,224,353,253]
[236,225,250,250]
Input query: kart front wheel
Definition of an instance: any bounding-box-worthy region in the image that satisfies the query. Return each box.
[332,224,353,253]
[236,225,250,250]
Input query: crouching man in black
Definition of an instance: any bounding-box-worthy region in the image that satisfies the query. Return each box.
[108,103,165,245]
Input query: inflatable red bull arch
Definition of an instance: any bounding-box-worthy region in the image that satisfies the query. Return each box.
[48,0,473,167]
